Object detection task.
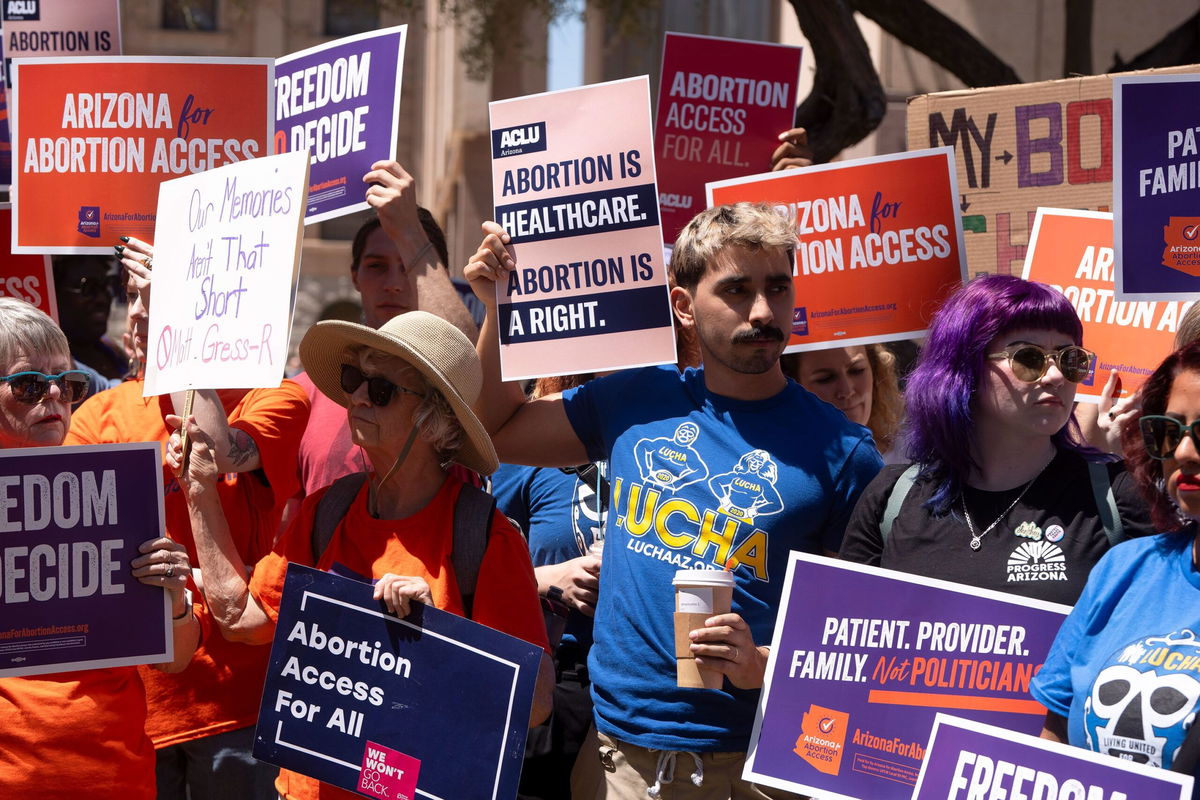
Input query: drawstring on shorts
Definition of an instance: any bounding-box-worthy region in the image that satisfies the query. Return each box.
[647,749,704,798]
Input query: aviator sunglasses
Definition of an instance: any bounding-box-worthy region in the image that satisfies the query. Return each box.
[1139,415,1200,461]
[985,344,1095,384]
[0,370,91,406]
[340,363,423,407]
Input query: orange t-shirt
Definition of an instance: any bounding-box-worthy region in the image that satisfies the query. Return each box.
[249,474,549,800]
[0,668,154,798]
[66,379,310,747]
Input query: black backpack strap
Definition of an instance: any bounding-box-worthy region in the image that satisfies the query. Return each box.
[1087,460,1126,547]
[453,482,495,619]
[311,473,369,564]
[881,464,920,544]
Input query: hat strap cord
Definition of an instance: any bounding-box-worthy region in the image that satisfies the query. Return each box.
[368,425,421,517]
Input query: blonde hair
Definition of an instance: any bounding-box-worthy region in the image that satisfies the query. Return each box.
[670,202,795,290]
[0,297,70,371]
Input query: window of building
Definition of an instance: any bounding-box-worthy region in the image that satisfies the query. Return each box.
[162,0,218,31]
[324,0,380,37]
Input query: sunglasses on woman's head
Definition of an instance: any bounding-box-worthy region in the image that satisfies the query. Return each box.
[0,370,91,405]
[1139,415,1200,461]
[986,344,1095,384]
[340,363,422,407]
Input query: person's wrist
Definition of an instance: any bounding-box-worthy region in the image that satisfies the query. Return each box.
[172,588,194,624]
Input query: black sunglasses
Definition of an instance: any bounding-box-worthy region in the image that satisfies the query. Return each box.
[0,370,91,405]
[340,364,422,407]
[986,344,1095,384]
[1140,415,1200,461]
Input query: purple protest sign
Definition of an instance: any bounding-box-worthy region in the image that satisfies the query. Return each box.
[743,554,1070,800]
[0,442,171,677]
[1114,74,1200,301]
[914,713,1192,800]
[275,26,406,225]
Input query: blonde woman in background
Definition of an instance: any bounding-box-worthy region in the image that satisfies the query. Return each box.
[782,344,905,461]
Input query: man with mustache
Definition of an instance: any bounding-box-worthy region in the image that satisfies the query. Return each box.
[465,203,882,799]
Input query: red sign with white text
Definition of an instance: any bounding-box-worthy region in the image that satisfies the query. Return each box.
[0,204,54,320]
[707,148,967,351]
[11,57,273,254]
[655,32,801,245]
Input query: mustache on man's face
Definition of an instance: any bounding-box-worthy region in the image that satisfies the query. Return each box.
[731,325,785,344]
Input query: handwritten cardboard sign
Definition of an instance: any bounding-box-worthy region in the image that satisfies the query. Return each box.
[743,554,1069,800]
[275,26,406,224]
[0,203,53,319]
[488,76,677,381]
[143,150,309,396]
[254,565,540,800]
[913,714,1192,800]
[0,442,171,678]
[10,56,273,254]
[1114,73,1200,301]
[708,148,966,352]
[1023,208,1190,402]
[655,32,801,245]
[1,0,121,86]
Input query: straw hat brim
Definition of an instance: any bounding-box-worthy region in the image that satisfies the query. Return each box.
[299,319,499,476]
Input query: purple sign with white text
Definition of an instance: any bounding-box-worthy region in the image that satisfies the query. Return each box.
[1115,74,1200,301]
[914,714,1192,800]
[275,26,406,224]
[0,442,171,677]
[743,554,1070,800]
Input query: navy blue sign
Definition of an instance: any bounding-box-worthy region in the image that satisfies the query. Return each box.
[0,442,171,677]
[495,183,660,244]
[254,564,541,800]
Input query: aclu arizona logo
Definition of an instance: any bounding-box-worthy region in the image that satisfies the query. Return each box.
[491,122,547,159]
[794,704,849,776]
[3,0,39,21]
[76,206,100,239]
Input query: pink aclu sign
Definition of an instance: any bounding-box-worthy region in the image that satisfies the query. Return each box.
[358,740,420,800]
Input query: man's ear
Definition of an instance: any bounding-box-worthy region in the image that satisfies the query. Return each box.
[670,285,695,330]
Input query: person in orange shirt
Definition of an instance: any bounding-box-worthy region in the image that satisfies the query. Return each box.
[169,311,553,800]
[0,297,199,800]
[67,247,310,799]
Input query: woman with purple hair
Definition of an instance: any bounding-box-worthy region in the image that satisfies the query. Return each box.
[839,275,1152,605]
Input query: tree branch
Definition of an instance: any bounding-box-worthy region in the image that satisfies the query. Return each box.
[787,0,886,163]
[850,0,1021,87]
[1109,10,1200,72]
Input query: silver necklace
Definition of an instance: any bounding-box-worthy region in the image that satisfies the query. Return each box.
[961,469,1044,551]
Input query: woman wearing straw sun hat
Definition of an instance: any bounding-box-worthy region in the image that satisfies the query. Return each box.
[167,311,552,800]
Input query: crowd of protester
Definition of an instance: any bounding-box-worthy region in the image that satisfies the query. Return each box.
[1,124,1198,800]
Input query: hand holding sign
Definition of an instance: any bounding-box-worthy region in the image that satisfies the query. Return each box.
[771,127,814,171]
[464,221,516,313]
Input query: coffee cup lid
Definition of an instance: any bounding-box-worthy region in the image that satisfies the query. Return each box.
[672,569,735,587]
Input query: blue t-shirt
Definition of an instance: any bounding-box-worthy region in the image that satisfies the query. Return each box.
[562,365,882,750]
[491,462,606,650]
[1032,532,1200,796]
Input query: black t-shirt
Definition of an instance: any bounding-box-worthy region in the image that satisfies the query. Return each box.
[839,449,1155,606]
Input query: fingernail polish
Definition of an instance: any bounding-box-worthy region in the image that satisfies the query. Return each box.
[115,245,124,254]
[119,236,130,243]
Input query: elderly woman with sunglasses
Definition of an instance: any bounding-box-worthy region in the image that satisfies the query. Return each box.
[0,297,198,800]
[1031,341,1200,791]
[168,311,552,800]
[840,275,1153,605]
